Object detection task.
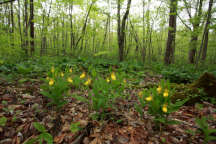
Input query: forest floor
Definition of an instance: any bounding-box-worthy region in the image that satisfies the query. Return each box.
[0,58,216,144]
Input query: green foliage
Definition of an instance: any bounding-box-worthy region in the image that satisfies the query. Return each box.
[89,72,125,117]
[0,116,7,127]
[40,66,72,109]
[24,122,53,144]
[195,117,216,143]
[136,80,188,126]
[70,122,81,133]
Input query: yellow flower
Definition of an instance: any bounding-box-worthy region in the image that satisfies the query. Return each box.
[80,72,86,79]
[106,78,110,83]
[49,79,54,86]
[157,86,162,94]
[60,72,64,77]
[69,68,73,73]
[111,72,116,80]
[67,77,73,83]
[0,60,4,65]
[123,79,127,84]
[138,91,143,98]
[163,89,169,97]
[46,77,50,80]
[51,67,55,73]
[84,78,91,86]
[145,95,153,101]
[162,104,168,113]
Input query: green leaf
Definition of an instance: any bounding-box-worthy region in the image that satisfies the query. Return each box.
[40,133,53,144]
[0,116,7,126]
[208,128,216,134]
[33,122,47,133]
[70,122,81,133]
[207,136,216,141]
[24,138,38,144]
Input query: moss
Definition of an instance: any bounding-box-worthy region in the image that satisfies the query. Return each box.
[171,72,216,105]
[190,72,216,99]
[171,84,205,105]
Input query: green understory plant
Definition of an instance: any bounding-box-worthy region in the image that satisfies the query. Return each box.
[24,122,53,144]
[85,71,125,120]
[195,116,216,143]
[0,116,7,127]
[136,80,188,127]
[70,122,82,133]
[40,66,72,109]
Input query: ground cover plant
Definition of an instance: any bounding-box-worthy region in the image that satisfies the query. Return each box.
[0,57,216,144]
[0,0,216,143]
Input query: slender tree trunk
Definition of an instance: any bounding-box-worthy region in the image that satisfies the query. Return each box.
[24,0,28,56]
[9,1,14,48]
[142,0,146,63]
[30,0,34,56]
[117,0,132,62]
[201,0,213,61]
[62,16,65,55]
[102,15,109,49]
[188,0,203,63]
[164,0,177,65]
[70,3,74,52]
[17,0,23,52]
[74,1,95,50]
[129,19,140,53]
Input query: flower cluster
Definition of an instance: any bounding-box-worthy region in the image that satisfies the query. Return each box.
[136,80,187,126]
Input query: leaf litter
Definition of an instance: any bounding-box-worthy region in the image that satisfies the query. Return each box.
[0,76,216,144]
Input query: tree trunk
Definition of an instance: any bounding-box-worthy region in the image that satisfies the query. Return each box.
[117,0,132,62]
[70,3,74,52]
[24,0,28,56]
[30,0,34,56]
[188,0,203,63]
[201,0,213,61]
[164,0,177,65]
[74,1,95,50]
[189,35,198,63]
[10,1,14,48]
[142,0,146,63]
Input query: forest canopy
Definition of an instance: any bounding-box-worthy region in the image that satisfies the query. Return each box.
[0,0,215,65]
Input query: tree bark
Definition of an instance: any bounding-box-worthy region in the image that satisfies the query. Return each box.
[188,0,203,63]
[30,0,34,56]
[24,0,28,56]
[70,3,74,52]
[117,0,132,62]
[201,0,213,61]
[164,0,177,65]
[74,1,95,50]
[142,0,146,63]
[17,0,23,52]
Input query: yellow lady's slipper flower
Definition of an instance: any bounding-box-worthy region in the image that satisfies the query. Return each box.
[145,95,153,101]
[49,79,54,86]
[106,78,110,83]
[80,72,86,79]
[162,104,168,113]
[163,89,169,97]
[51,67,55,73]
[123,79,127,84]
[0,60,4,64]
[67,77,73,83]
[60,72,64,77]
[69,68,73,73]
[157,86,162,94]
[111,72,116,80]
[84,78,91,86]
[138,91,143,98]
